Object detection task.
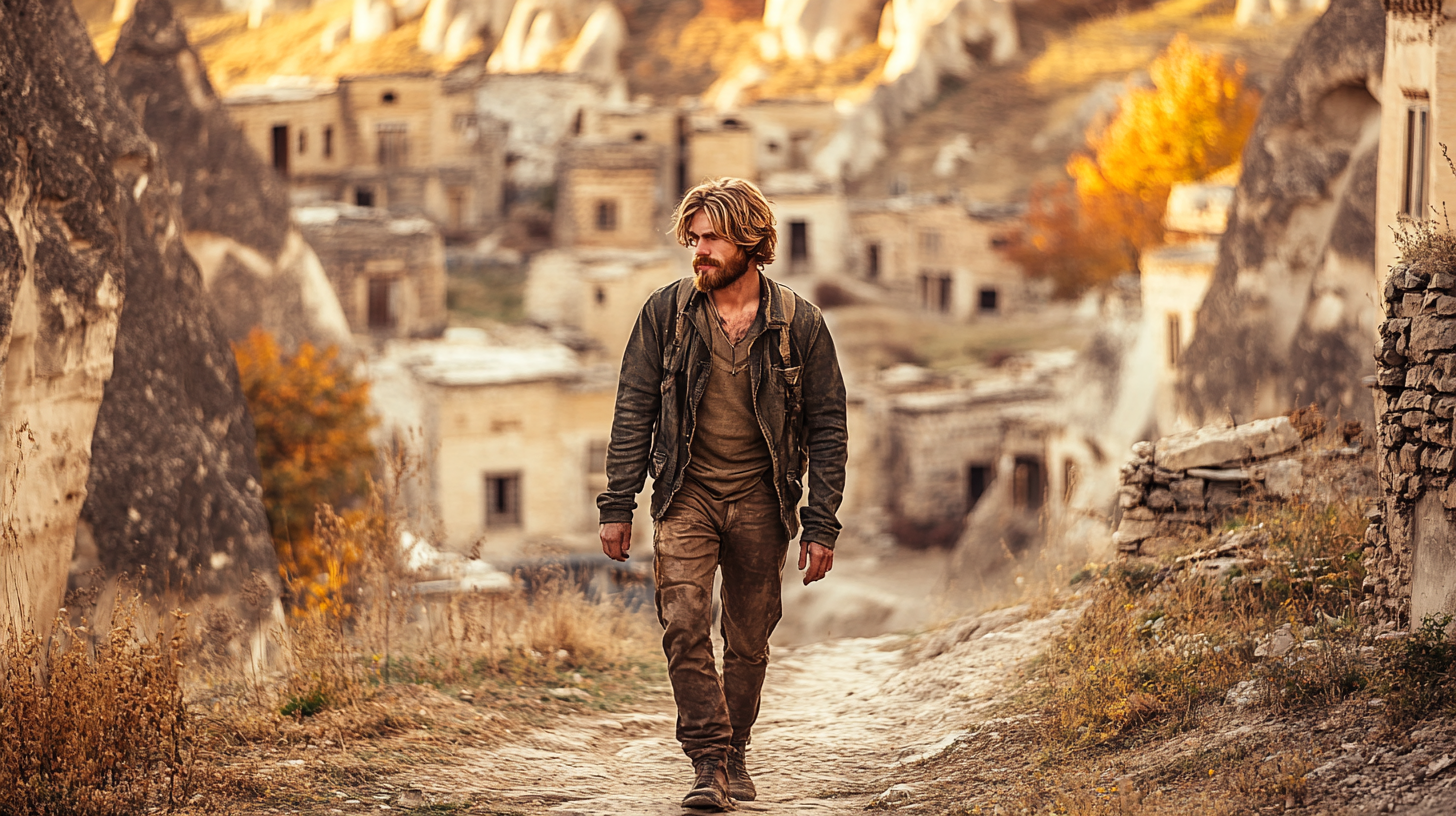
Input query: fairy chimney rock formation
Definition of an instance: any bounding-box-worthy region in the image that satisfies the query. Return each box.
[1178,0,1384,427]
[0,0,284,657]
[108,0,354,354]
[1,0,284,654]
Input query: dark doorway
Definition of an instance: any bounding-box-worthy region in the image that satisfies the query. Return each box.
[967,464,993,511]
[355,187,375,208]
[979,287,999,313]
[367,277,395,330]
[271,125,289,176]
[1012,456,1045,512]
[866,243,880,280]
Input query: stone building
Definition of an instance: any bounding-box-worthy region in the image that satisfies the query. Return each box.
[1377,0,1454,276]
[580,102,687,203]
[1140,179,1233,432]
[296,204,448,338]
[370,332,640,557]
[553,141,669,251]
[844,357,1072,550]
[526,139,682,357]
[850,197,1031,319]
[223,70,506,239]
[687,115,758,187]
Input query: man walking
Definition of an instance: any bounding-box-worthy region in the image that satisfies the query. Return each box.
[598,177,848,810]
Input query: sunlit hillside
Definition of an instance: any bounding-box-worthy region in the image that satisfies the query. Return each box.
[80,0,1317,197]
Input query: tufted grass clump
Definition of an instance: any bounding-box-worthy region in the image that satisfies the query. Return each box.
[0,609,193,816]
[1037,500,1370,747]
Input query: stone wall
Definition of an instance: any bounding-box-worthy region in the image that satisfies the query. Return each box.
[1365,261,1456,626]
[1113,417,1348,557]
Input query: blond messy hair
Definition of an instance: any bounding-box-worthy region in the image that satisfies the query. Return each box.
[670,178,777,270]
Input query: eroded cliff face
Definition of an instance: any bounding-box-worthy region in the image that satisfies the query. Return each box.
[1178,0,1384,426]
[108,0,353,353]
[0,1,286,656]
[0,0,132,628]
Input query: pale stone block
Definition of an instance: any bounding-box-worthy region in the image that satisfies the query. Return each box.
[1153,416,1301,471]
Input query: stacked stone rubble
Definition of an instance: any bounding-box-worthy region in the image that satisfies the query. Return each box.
[1364,261,1456,624]
[1114,417,1305,557]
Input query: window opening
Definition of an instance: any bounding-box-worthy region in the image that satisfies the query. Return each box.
[596,199,619,231]
[967,464,993,511]
[377,123,408,167]
[1012,457,1045,511]
[1167,312,1182,368]
[789,220,809,261]
[1404,102,1431,219]
[484,473,521,527]
[978,287,998,313]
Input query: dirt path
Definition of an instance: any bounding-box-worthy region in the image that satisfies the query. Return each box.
[402,604,1079,815]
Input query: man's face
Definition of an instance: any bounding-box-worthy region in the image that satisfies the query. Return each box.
[688,210,751,293]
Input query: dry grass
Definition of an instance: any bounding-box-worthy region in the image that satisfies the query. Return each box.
[0,607,193,816]
[1037,500,1369,748]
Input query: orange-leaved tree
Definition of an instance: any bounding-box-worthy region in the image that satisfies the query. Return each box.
[233,328,376,612]
[1012,35,1261,296]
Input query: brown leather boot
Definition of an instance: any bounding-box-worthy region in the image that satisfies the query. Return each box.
[682,756,733,810]
[726,743,756,801]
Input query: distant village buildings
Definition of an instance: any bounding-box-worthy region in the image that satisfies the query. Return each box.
[224,71,505,239]
[851,198,1031,318]
[295,204,448,338]
[216,55,1064,556]
[1143,179,1233,432]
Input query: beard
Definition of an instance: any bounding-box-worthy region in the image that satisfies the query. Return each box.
[692,251,751,293]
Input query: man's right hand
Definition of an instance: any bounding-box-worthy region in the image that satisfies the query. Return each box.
[600,522,632,562]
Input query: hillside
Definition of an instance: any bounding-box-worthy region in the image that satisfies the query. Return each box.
[846,0,1322,202]
[79,0,1319,201]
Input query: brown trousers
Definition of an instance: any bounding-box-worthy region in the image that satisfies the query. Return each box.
[653,477,789,762]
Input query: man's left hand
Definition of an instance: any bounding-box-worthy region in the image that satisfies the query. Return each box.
[798,541,833,585]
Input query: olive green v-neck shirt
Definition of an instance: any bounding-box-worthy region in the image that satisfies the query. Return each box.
[685,299,772,503]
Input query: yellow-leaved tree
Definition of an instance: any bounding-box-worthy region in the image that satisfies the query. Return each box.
[233,328,376,612]
[1012,35,1261,296]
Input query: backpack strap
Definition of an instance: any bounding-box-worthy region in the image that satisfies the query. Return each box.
[776,282,797,367]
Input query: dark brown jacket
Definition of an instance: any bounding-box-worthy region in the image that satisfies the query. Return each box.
[597,275,848,548]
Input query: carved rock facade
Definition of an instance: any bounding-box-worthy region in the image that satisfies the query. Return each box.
[0,1,285,657]
[1178,0,1384,427]
[108,0,354,353]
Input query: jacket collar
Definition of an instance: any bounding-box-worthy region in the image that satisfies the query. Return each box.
[676,271,787,329]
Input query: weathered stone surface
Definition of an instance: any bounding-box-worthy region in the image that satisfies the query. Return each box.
[1177,0,1383,427]
[1410,318,1456,362]
[1117,487,1143,509]
[1124,507,1156,521]
[1154,416,1301,471]
[1146,488,1175,510]
[0,0,132,628]
[1170,478,1206,508]
[1434,271,1456,291]
[1113,519,1157,546]
[4,0,289,653]
[107,0,353,353]
[1260,459,1305,499]
[1207,481,1245,512]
